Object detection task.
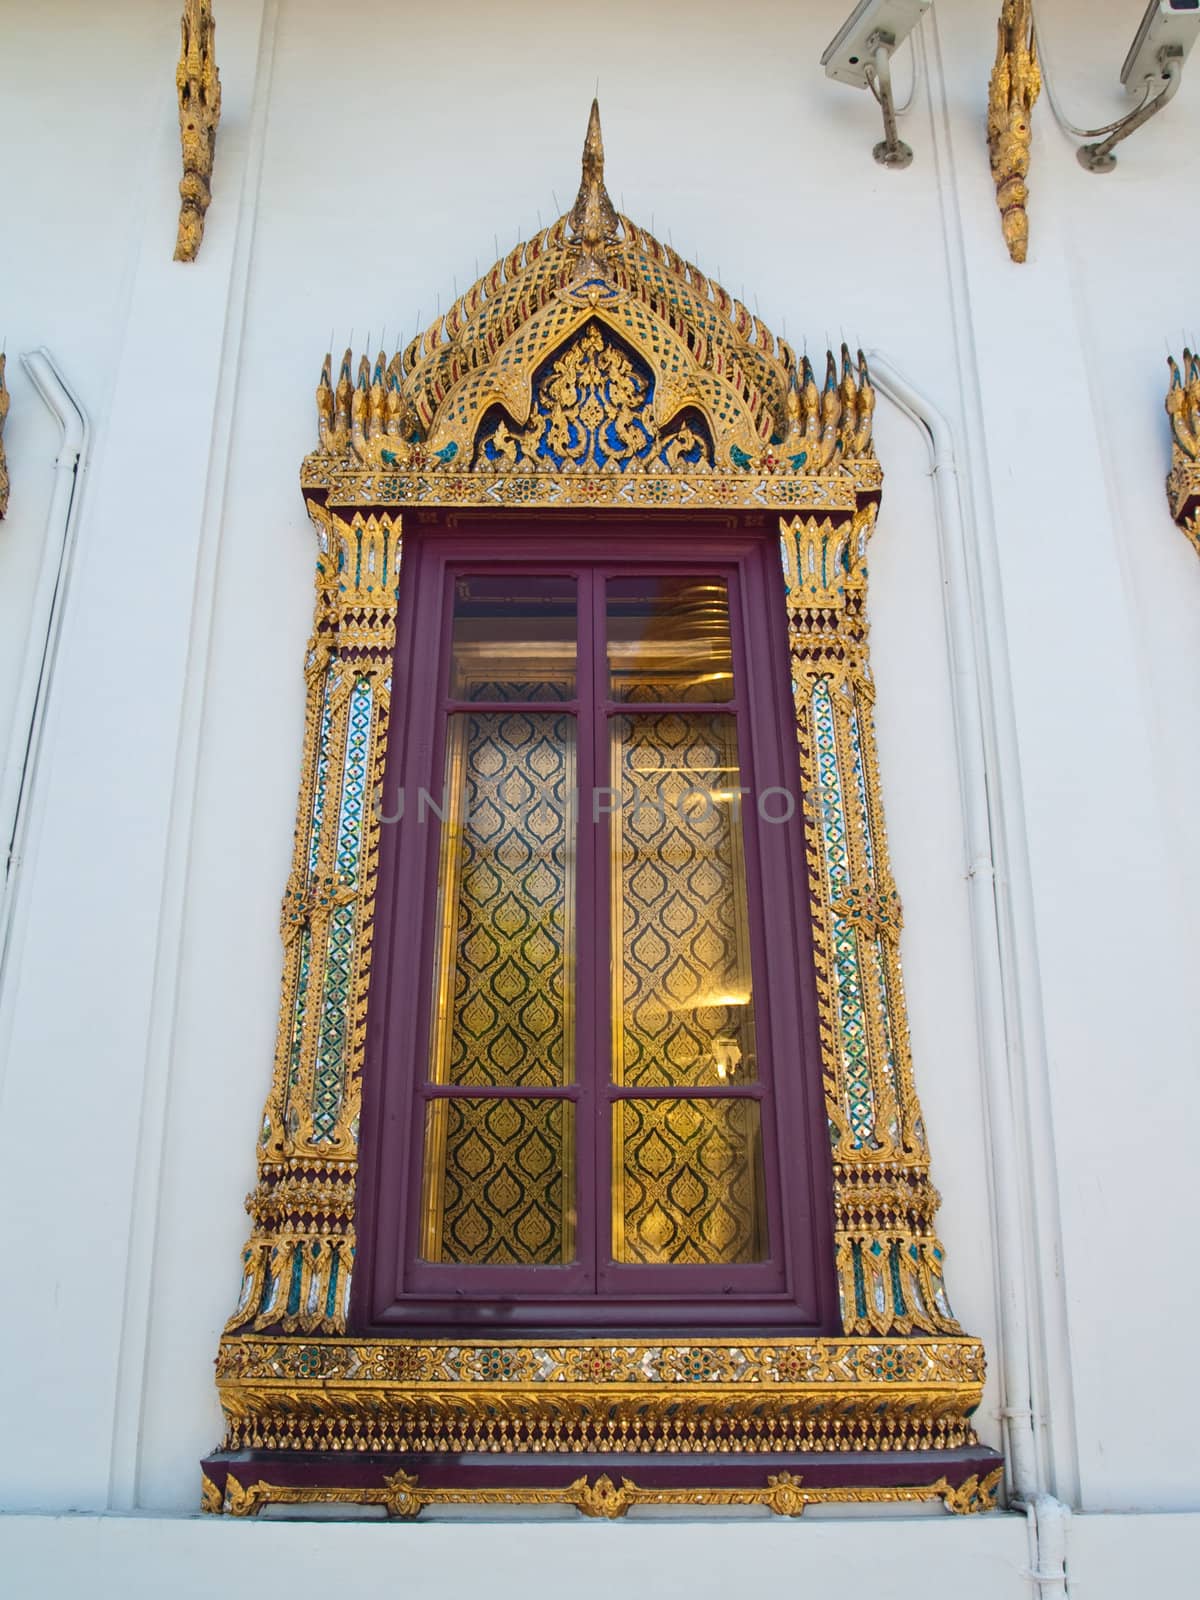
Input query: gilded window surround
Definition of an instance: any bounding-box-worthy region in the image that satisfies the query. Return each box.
[204,103,997,1515]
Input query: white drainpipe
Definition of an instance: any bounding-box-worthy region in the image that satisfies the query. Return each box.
[1026,1493,1071,1599]
[865,353,1071,1593]
[0,350,88,984]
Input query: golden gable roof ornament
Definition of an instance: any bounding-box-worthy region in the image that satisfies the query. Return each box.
[301,103,879,517]
[568,99,620,281]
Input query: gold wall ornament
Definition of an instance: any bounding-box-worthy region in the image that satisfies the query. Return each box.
[568,97,619,281]
[208,100,997,1511]
[210,1332,988,1458]
[202,1463,1002,1520]
[174,1,221,263]
[988,0,1041,264]
[223,505,401,1337]
[781,506,960,1336]
[1167,348,1200,555]
[0,354,9,519]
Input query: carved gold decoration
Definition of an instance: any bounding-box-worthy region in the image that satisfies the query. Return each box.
[209,102,994,1508]
[569,98,619,282]
[781,507,961,1336]
[988,1,1041,265]
[1167,348,1200,555]
[174,1,221,263]
[206,1464,1001,1519]
[302,106,878,488]
[0,353,9,519]
[223,507,400,1336]
[212,1332,986,1456]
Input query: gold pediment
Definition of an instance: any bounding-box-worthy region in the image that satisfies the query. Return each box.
[303,102,878,499]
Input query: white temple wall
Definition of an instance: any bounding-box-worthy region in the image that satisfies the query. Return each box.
[0,2,1197,1570]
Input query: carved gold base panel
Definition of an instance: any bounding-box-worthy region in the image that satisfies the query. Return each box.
[213,1334,987,1459]
[200,1457,1002,1520]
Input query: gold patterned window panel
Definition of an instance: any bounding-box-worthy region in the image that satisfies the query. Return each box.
[611,708,767,1265]
[426,711,577,1094]
[1167,348,1200,556]
[209,103,994,1509]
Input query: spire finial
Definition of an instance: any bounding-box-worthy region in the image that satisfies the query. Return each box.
[568,99,618,276]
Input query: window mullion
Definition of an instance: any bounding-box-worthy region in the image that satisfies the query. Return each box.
[575,568,603,1292]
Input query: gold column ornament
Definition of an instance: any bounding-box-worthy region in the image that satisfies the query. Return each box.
[224,468,400,1336]
[0,354,9,519]
[206,104,997,1514]
[1167,348,1200,556]
[174,1,221,263]
[988,0,1041,264]
[781,494,961,1336]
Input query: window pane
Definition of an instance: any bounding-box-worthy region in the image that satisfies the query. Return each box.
[450,575,577,701]
[607,576,734,703]
[421,1098,575,1264]
[611,712,757,1088]
[429,711,575,1087]
[613,1098,768,1264]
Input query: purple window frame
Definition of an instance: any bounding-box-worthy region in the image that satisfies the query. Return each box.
[355,515,838,1334]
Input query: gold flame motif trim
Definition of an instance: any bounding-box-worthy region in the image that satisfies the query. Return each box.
[174,1,221,263]
[988,1,1041,265]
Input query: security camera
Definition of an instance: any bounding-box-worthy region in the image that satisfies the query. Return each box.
[1121,0,1200,93]
[821,0,932,90]
[1078,0,1198,170]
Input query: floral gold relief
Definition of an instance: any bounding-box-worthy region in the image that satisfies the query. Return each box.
[207,102,996,1514]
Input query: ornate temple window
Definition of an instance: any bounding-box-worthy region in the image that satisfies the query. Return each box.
[202,105,1002,1521]
[357,531,834,1330]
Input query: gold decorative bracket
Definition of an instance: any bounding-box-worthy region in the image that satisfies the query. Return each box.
[988,1,1041,264]
[174,1,221,263]
[1167,348,1200,555]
